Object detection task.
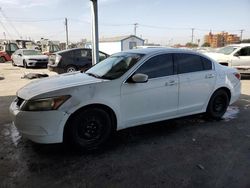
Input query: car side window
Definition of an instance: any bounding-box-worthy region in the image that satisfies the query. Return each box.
[80,50,89,57]
[135,54,174,79]
[237,47,250,56]
[99,52,107,61]
[174,53,204,74]
[201,56,212,70]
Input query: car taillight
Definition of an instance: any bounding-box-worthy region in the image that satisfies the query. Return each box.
[55,54,62,64]
[234,72,241,80]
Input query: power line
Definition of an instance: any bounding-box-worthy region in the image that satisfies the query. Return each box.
[0,18,64,23]
[0,7,22,38]
[0,19,13,39]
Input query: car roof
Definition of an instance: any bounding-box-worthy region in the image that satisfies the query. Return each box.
[20,49,39,51]
[120,47,203,56]
[56,48,91,54]
[227,43,250,47]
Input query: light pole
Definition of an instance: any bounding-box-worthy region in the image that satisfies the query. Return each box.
[90,0,99,65]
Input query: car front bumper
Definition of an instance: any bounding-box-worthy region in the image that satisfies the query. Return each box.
[9,99,69,144]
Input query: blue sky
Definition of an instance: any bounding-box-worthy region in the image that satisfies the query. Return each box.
[0,0,249,45]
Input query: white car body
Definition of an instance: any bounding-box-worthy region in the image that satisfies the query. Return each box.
[9,48,241,144]
[205,43,250,74]
[11,49,48,68]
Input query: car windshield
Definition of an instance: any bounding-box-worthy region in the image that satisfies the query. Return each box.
[23,50,42,55]
[217,46,238,55]
[86,53,144,80]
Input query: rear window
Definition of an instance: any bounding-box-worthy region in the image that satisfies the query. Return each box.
[174,54,203,74]
[201,56,212,70]
[174,53,212,74]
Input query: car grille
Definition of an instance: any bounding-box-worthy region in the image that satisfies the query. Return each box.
[29,59,48,62]
[16,97,25,107]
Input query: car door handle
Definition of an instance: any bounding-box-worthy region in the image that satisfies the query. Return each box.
[165,80,177,86]
[205,73,215,79]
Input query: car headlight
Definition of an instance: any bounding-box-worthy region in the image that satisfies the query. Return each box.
[21,95,70,111]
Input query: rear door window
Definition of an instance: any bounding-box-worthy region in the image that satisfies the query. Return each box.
[174,53,204,74]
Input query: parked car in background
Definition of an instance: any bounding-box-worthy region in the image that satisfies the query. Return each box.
[42,44,60,56]
[47,48,109,74]
[11,49,48,68]
[0,42,19,63]
[205,43,250,74]
[10,48,241,150]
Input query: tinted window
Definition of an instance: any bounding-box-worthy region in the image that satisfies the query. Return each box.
[238,47,250,56]
[175,54,203,74]
[135,54,174,79]
[73,49,90,57]
[201,56,212,70]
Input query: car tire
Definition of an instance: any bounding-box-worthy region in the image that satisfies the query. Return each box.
[65,108,113,150]
[0,56,6,63]
[66,65,77,72]
[206,89,229,119]
[12,60,16,66]
[23,60,28,68]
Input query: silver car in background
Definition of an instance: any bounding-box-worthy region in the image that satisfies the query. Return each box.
[11,49,48,68]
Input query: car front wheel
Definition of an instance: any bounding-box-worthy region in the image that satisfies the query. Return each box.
[23,60,28,68]
[0,57,6,63]
[65,108,113,150]
[206,89,229,119]
[12,60,16,66]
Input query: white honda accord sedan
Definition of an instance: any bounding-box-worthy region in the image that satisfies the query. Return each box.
[10,48,241,150]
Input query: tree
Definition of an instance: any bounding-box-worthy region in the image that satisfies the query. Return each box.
[201,42,211,47]
[185,42,198,48]
[241,39,250,43]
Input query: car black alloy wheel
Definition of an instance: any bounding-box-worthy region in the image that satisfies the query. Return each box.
[206,89,229,119]
[65,108,113,150]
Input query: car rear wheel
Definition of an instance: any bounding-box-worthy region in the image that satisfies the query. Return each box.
[0,57,6,63]
[65,108,113,150]
[206,89,229,119]
[66,65,77,73]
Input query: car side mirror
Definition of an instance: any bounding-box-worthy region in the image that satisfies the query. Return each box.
[131,73,148,83]
[234,53,240,57]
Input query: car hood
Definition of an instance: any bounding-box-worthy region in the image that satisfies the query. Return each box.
[17,72,107,100]
[23,55,48,59]
[204,52,230,62]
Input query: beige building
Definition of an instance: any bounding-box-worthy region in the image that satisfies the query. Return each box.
[204,32,240,48]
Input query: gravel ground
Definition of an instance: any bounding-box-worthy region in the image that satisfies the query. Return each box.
[1,62,250,188]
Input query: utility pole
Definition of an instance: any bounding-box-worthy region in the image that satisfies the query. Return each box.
[3,32,6,40]
[134,23,138,36]
[240,29,244,41]
[90,0,99,65]
[65,18,69,49]
[191,28,195,44]
[222,31,225,47]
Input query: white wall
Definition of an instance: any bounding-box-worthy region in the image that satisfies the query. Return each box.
[122,37,144,51]
[99,42,121,55]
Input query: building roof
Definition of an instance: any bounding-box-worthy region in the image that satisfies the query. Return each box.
[99,35,144,42]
